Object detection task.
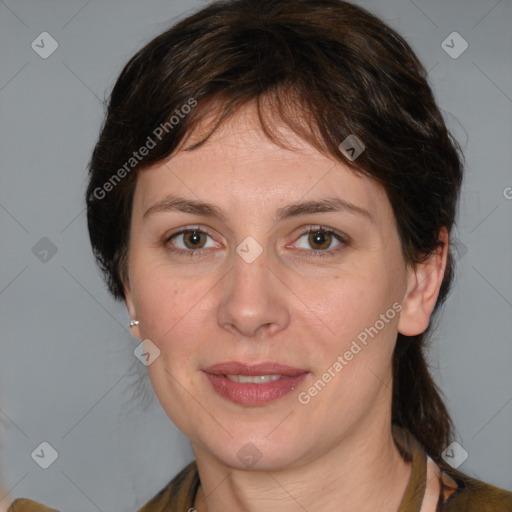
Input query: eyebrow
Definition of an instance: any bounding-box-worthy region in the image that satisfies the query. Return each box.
[143,194,373,223]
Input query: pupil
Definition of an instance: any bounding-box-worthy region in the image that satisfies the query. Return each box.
[310,230,329,249]
[188,231,202,246]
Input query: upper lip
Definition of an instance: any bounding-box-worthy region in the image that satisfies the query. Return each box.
[203,361,308,376]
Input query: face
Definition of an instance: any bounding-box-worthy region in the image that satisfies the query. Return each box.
[124,103,438,471]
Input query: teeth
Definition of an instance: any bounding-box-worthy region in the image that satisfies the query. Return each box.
[226,374,282,384]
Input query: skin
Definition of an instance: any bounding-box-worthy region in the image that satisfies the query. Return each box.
[0,485,10,512]
[124,102,448,512]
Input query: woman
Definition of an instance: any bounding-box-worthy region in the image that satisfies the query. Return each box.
[8,0,512,510]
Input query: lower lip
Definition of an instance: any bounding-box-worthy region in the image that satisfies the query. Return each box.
[203,372,308,406]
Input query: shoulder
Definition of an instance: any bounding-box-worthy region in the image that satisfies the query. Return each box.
[136,460,199,512]
[7,498,59,511]
[6,461,198,512]
[439,462,512,511]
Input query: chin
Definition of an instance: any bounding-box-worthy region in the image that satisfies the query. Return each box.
[197,429,311,472]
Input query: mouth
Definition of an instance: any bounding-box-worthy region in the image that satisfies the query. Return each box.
[202,361,309,406]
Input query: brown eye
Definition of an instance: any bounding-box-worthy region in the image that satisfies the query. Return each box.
[181,230,208,250]
[292,226,348,259]
[165,228,217,257]
[307,230,333,251]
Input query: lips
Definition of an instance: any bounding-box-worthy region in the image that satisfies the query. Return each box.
[202,361,309,406]
[202,361,308,376]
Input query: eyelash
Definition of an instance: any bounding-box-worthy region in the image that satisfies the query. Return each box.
[164,225,348,259]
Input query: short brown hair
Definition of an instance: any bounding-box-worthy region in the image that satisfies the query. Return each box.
[86,0,463,460]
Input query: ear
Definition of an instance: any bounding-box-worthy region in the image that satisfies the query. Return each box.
[398,227,449,336]
[124,280,141,340]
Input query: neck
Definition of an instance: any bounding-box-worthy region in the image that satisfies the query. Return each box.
[192,414,412,512]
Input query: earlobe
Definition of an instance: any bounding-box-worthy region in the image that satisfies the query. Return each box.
[124,283,141,340]
[398,228,449,336]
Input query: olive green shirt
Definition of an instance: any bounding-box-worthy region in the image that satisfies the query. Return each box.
[8,427,512,511]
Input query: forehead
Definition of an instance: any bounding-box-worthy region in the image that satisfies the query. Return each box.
[132,103,392,223]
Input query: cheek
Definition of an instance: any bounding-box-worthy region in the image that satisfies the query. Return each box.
[293,265,399,340]
[132,267,206,353]
[300,276,401,406]
[295,272,403,405]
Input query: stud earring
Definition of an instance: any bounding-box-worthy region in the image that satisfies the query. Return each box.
[130,320,140,327]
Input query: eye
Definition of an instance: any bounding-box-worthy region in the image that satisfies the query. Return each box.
[165,227,218,257]
[290,226,348,258]
[164,225,348,259]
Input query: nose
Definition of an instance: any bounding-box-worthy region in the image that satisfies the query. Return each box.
[216,244,290,339]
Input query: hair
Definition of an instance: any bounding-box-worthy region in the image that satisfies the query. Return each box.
[86,0,463,462]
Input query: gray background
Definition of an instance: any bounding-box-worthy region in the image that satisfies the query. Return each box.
[0,0,511,510]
